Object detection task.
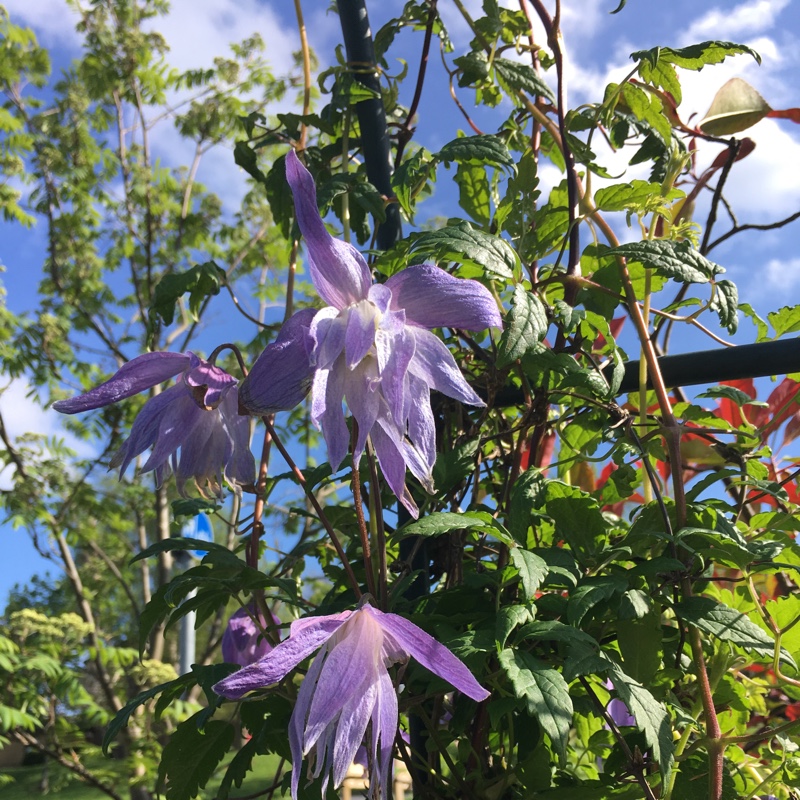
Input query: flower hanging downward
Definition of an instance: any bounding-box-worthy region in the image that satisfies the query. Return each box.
[241,150,502,516]
[53,351,255,496]
[221,605,279,666]
[213,603,489,800]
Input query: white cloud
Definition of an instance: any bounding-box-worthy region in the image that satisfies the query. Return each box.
[764,256,800,291]
[3,0,81,47]
[0,378,95,490]
[681,0,791,44]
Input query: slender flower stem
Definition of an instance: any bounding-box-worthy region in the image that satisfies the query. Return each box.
[262,417,362,599]
[366,438,388,610]
[293,0,312,150]
[351,423,377,598]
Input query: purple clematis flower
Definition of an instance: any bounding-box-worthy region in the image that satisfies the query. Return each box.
[221,605,280,667]
[240,150,502,517]
[213,602,489,800]
[53,351,255,496]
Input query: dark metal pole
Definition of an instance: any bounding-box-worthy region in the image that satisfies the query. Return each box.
[336,0,402,250]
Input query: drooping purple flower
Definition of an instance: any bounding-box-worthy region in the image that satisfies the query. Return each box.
[213,602,489,800]
[53,352,255,496]
[221,604,280,667]
[241,150,502,516]
[604,679,636,727]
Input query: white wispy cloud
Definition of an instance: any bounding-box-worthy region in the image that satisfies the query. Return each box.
[680,0,791,44]
[3,0,81,47]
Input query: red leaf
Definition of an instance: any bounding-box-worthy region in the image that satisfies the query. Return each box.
[767,108,800,124]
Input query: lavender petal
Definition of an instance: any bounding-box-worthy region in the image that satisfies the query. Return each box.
[286,150,371,309]
[385,264,502,331]
[213,616,348,699]
[239,308,317,415]
[410,328,485,406]
[53,352,190,413]
[369,608,490,702]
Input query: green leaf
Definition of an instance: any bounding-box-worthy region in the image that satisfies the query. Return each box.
[132,536,232,564]
[617,611,662,684]
[567,576,627,626]
[594,180,681,213]
[435,134,514,169]
[510,548,548,599]
[152,262,226,326]
[432,437,479,493]
[696,385,752,406]
[710,278,739,333]
[545,482,610,565]
[499,649,573,760]
[508,468,546,544]
[493,58,555,103]
[631,41,761,71]
[393,510,492,540]
[392,149,435,220]
[767,305,800,339]
[171,498,221,522]
[609,665,674,780]
[495,605,533,649]
[605,239,724,283]
[456,162,491,227]
[409,221,519,279]
[497,285,548,367]
[158,716,235,800]
[674,596,791,665]
[264,153,294,239]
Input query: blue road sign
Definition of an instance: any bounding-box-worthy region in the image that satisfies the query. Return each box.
[180,512,214,558]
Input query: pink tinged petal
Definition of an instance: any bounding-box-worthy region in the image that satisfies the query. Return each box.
[290,648,328,800]
[369,608,490,702]
[344,360,381,461]
[312,363,349,471]
[53,352,190,414]
[332,679,378,789]
[309,307,346,370]
[285,150,371,308]
[212,616,348,699]
[371,420,418,519]
[385,264,502,331]
[410,328,485,406]
[372,668,398,800]
[344,301,378,370]
[304,612,381,751]
[184,354,237,408]
[239,308,317,415]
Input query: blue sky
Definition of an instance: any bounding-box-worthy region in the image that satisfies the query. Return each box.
[3,0,800,604]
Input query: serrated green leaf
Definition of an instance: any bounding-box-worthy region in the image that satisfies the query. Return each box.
[493,58,555,103]
[605,239,724,283]
[510,548,548,599]
[696,385,752,405]
[435,134,514,169]
[264,153,294,239]
[392,149,435,219]
[594,180,681,213]
[152,262,226,326]
[508,468,546,544]
[674,596,792,665]
[432,437,479,493]
[495,605,533,649]
[158,716,235,800]
[631,41,761,71]
[393,511,491,540]
[409,221,518,279]
[497,285,548,367]
[710,278,739,334]
[567,576,627,626]
[767,305,800,339]
[499,649,573,760]
[132,536,232,564]
[456,162,491,227]
[609,665,674,780]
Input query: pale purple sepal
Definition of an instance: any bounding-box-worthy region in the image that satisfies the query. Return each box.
[55,351,255,496]
[286,150,371,309]
[385,263,503,331]
[608,698,636,727]
[52,352,190,413]
[245,150,504,514]
[239,308,317,415]
[213,602,489,800]
[221,605,279,666]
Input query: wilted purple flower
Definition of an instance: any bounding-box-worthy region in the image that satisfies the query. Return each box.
[213,602,489,799]
[221,605,280,666]
[240,150,502,517]
[53,351,254,496]
[604,680,636,727]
